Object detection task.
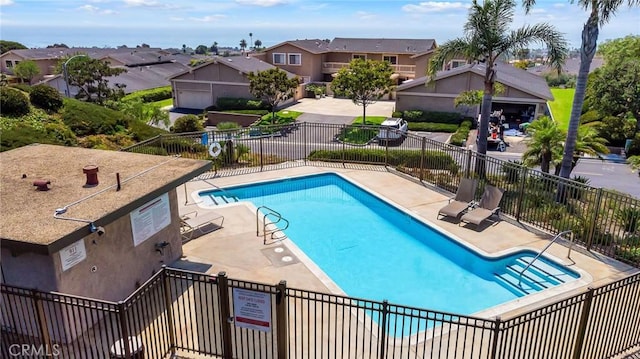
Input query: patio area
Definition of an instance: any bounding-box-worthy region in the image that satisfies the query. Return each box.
[174,164,638,319]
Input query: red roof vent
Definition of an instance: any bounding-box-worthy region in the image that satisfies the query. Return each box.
[83,165,99,187]
[33,180,51,191]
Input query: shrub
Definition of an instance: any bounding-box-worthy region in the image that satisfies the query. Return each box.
[61,98,128,136]
[128,120,169,141]
[217,122,241,130]
[568,176,591,201]
[616,207,640,233]
[580,110,602,125]
[544,73,576,88]
[403,110,424,121]
[627,133,640,157]
[402,110,462,124]
[172,114,204,133]
[0,86,30,117]
[159,138,207,154]
[216,97,268,111]
[502,160,523,183]
[121,86,172,103]
[408,122,458,132]
[30,85,63,112]
[9,83,32,93]
[44,121,77,146]
[392,111,403,118]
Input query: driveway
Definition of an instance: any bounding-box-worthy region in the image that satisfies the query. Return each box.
[284,97,395,117]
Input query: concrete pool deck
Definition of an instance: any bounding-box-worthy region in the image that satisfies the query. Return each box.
[174,164,638,319]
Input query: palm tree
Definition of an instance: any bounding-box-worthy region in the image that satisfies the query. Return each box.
[565,126,609,173]
[522,116,565,173]
[429,0,567,157]
[249,33,253,50]
[239,39,247,54]
[523,0,640,178]
[254,39,262,51]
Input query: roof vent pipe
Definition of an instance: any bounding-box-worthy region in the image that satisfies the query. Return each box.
[83,165,99,187]
[33,180,51,191]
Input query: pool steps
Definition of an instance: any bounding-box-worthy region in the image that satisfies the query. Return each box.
[207,193,239,206]
[494,258,569,296]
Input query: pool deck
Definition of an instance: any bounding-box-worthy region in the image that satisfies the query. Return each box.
[174,164,638,319]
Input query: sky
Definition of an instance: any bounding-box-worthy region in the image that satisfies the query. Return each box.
[0,0,638,50]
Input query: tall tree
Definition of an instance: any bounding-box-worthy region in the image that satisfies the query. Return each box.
[247,68,299,123]
[429,0,567,156]
[239,39,247,54]
[195,45,209,55]
[14,60,40,85]
[330,58,394,124]
[523,0,640,179]
[210,42,219,55]
[182,44,187,53]
[62,57,127,104]
[254,39,262,51]
[249,33,253,50]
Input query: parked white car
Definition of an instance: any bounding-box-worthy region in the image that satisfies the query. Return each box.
[377,118,408,143]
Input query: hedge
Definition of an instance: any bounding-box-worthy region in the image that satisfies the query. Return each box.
[449,120,473,146]
[408,122,459,133]
[121,86,172,103]
[402,110,462,124]
[216,97,269,111]
[308,149,458,171]
[128,120,169,142]
[0,86,30,117]
[30,85,64,113]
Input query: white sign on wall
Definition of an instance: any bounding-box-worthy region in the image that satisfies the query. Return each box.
[233,288,272,332]
[60,239,87,271]
[130,193,171,246]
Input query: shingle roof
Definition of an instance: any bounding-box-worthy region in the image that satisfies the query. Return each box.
[2,47,162,61]
[527,57,604,76]
[327,38,436,54]
[397,62,552,100]
[108,62,190,92]
[169,56,297,80]
[286,39,330,54]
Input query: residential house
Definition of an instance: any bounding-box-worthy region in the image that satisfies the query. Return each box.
[253,38,438,85]
[168,56,299,110]
[396,62,553,124]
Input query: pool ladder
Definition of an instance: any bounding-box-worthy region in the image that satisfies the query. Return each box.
[256,206,289,245]
[518,230,574,285]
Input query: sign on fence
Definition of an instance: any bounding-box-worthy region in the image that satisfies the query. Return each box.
[233,288,272,332]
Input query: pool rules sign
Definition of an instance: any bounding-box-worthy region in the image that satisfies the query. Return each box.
[232,288,272,332]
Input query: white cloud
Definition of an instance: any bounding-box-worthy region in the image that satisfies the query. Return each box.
[79,4,117,14]
[402,1,469,13]
[0,0,15,5]
[300,3,328,11]
[235,0,289,7]
[124,0,159,6]
[356,11,377,20]
[190,14,227,22]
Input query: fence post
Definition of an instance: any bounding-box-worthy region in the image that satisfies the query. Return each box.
[217,272,234,359]
[259,137,264,171]
[32,290,52,353]
[303,123,308,165]
[572,288,595,359]
[586,189,603,251]
[161,267,177,355]
[275,280,288,359]
[341,125,346,166]
[384,138,389,167]
[117,301,132,359]
[515,167,528,221]
[378,300,389,359]
[419,137,426,181]
[464,148,472,179]
[489,316,501,359]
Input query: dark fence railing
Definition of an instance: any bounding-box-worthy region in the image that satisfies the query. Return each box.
[2,267,639,358]
[122,123,640,268]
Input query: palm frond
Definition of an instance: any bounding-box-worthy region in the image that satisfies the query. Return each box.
[427,38,473,78]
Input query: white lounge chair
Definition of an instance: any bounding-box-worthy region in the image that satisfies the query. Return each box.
[180,210,224,242]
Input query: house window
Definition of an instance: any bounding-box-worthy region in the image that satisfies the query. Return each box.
[447,59,467,69]
[288,53,301,65]
[383,56,397,65]
[352,54,366,60]
[5,60,13,68]
[273,53,286,65]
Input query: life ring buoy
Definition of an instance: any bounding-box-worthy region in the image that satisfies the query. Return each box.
[208,142,222,157]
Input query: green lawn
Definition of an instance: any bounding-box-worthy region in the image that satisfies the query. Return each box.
[352,116,387,125]
[260,110,303,121]
[549,88,575,131]
[150,98,174,108]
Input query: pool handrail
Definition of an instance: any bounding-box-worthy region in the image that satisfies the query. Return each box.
[518,230,573,285]
[256,205,290,244]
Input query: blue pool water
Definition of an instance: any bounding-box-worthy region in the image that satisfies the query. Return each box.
[199,173,579,315]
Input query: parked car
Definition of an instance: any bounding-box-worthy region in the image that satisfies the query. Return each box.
[377,118,408,144]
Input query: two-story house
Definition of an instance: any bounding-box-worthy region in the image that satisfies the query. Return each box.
[252,38,438,85]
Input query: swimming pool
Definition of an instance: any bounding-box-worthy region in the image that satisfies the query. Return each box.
[198,173,579,315]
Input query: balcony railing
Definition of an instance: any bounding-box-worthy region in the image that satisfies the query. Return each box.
[322,62,416,76]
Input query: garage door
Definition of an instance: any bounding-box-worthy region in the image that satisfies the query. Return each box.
[178,90,212,110]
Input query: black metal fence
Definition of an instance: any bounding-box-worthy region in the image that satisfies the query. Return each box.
[2,267,639,358]
[122,122,640,268]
